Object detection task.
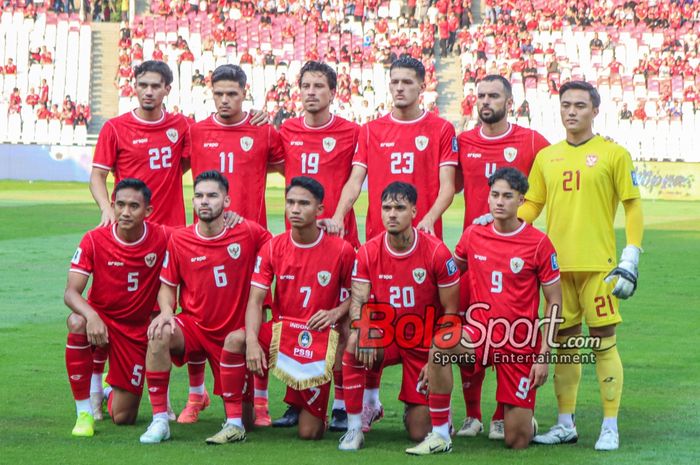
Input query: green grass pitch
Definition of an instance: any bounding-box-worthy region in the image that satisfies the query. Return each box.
[0,180,699,465]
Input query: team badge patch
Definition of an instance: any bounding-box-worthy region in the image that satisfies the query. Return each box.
[323,137,336,152]
[551,253,559,271]
[163,251,169,268]
[144,252,158,268]
[510,257,524,274]
[451,136,459,152]
[227,243,241,259]
[71,247,82,265]
[504,147,518,163]
[446,258,458,276]
[415,136,429,151]
[352,259,358,277]
[240,136,254,152]
[298,330,313,348]
[631,170,639,186]
[317,271,331,287]
[586,154,598,167]
[413,268,427,284]
[254,256,262,273]
[166,128,179,143]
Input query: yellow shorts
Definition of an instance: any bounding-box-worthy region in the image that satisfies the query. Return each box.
[560,271,622,330]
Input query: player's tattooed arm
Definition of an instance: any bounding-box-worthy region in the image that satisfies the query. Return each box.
[349,280,379,368]
[64,271,109,346]
[245,286,268,376]
[530,280,563,388]
[417,165,456,235]
[249,109,270,126]
[149,283,177,340]
[89,167,115,227]
[330,165,367,236]
[222,211,244,229]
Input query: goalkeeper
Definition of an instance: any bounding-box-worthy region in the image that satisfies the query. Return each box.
[519,81,643,451]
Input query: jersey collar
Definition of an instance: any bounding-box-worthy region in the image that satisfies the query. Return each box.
[213,112,249,127]
[384,228,419,257]
[302,113,335,130]
[389,110,427,124]
[479,123,513,140]
[291,229,324,248]
[130,109,165,125]
[195,223,228,241]
[111,222,148,246]
[491,220,526,237]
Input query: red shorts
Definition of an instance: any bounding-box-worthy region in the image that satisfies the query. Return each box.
[462,324,537,409]
[101,318,148,397]
[382,343,429,406]
[257,321,330,422]
[172,314,227,396]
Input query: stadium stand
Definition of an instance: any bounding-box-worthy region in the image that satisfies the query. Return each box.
[0,5,92,145]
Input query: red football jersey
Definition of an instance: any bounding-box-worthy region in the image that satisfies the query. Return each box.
[189,113,285,228]
[251,230,355,322]
[280,115,361,248]
[93,111,192,227]
[454,222,560,352]
[160,221,271,342]
[353,111,458,240]
[353,229,460,319]
[458,124,549,227]
[69,222,170,334]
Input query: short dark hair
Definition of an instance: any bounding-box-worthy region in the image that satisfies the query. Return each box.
[194,170,229,193]
[298,61,337,91]
[286,176,324,202]
[559,80,601,109]
[211,64,247,88]
[390,56,425,82]
[134,60,173,86]
[480,74,513,99]
[381,181,417,205]
[488,167,529,195]
[114,178,152,204]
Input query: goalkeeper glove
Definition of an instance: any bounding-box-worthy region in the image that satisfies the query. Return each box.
[472,213,494,226]
[604,245,640,299]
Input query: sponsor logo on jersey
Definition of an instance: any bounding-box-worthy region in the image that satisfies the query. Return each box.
[413,268,427,284]
[467,152,482,158]
[474,254,487,261]
[240,136,254,152]
[317,270,331,286]
[145,252,158,268]
[452,136,459,152]
[446,258,458,276]
[551,253,559,271]
[631,170,639,186]
[166,128,179,143]
[380,142,395,148]
[71,247,82,265]
[108,261,124,266]
[280,275,295,280]
[510,257,525,274]
[323,137,336,152]
[586,154,598,167]
[291,140,304,146]
[191,256,207,262]
[132,138,148,144]
[379,274,393,280]
[298,330,313,348]
[203,142,219,148]
[415,136,429,151]
[504,147,518,163]
[227,243,241,259]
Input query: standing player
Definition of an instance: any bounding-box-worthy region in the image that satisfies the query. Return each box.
[455,75,550,440]
[524,81,643,451]
[409,167,562,455]
[138,171,271,444]
[64,179,169,436]
[189,64,285,229]
[338,182,460,451]
[331,56,458,241]
[278,61,361,430]
[205,176,355,444]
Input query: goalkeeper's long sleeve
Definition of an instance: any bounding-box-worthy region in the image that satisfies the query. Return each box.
[518,199,544,224]
[622,198,644,249]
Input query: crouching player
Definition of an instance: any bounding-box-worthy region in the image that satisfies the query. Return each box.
[64,179,169,436]
[206,176,355,444]
[412,167,562,454]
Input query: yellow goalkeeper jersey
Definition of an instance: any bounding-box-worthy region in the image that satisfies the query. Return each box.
[525,135,640,272]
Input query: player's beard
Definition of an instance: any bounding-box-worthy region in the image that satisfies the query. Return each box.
[479,106,507,124]
[197,205,224,223]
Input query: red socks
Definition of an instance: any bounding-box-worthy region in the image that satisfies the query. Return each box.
[66,333,92,400]
[333,368,344,402]
[146,370,170,415]
[342,351,365,415]
[461,367,484,420]
[220,350,246,419]
[429,392,451,427]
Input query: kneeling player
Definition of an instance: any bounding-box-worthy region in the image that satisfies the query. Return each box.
[64,179,169,436]
[339,182,460,451]
[412,167,562,454]
[139,171,271,444]
[207,176,355,444]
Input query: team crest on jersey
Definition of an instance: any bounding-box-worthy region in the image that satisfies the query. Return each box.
[227,243,241,259]
[166,128,179,143]
[586,154,598,167]
[510,257,525,274]
[240,137,254,152]
[317,271,331,287]
[144,253,158,268]
[504,147,518,163]
[323,137,336,152]
[415,136,429,151]
[298,330,313,348]
[413,268,427,284]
